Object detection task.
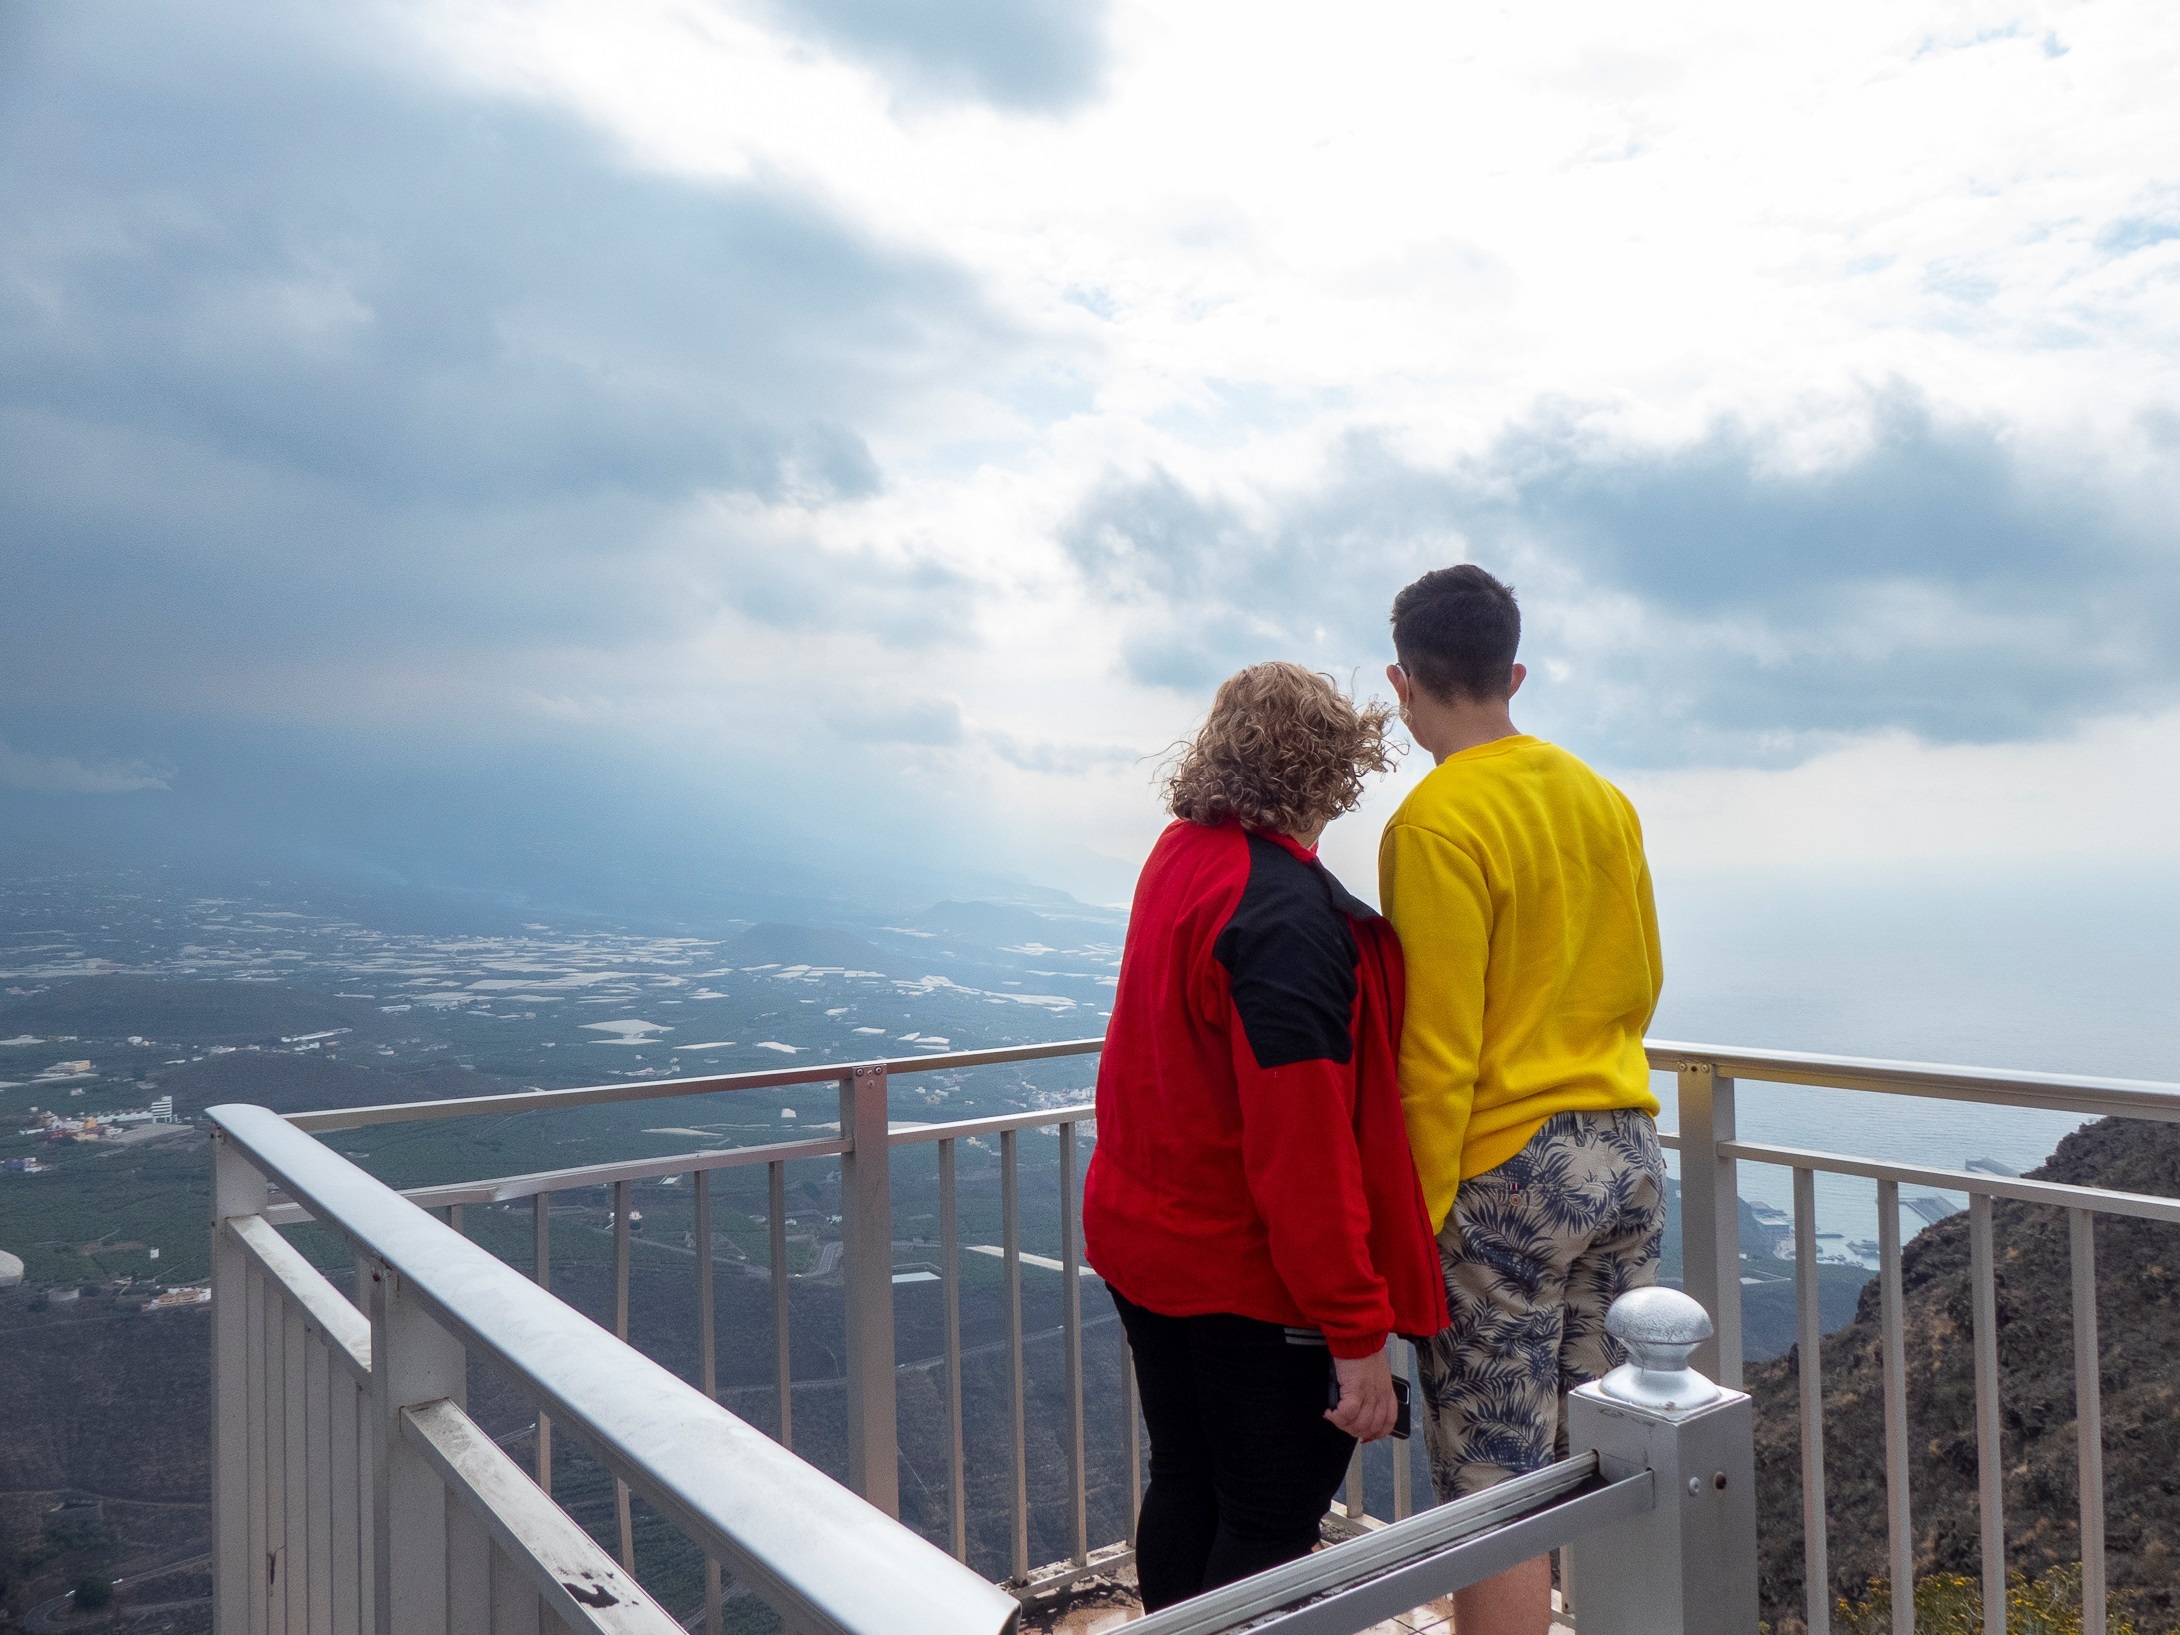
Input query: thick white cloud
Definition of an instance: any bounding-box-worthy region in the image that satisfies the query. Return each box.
[4,0,2178,905]
[407,0,2180,434]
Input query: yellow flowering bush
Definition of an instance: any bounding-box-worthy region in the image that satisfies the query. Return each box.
[1833,1565,2144,1635]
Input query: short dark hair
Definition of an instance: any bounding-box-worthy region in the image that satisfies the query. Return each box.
[1389,565,1521,702]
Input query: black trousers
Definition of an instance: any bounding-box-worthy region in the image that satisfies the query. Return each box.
[1112,1288,1356,1611]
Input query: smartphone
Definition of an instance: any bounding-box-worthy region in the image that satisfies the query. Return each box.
[1327,1370,1411,1440]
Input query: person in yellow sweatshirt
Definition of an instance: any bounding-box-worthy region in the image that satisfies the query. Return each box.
[1378,564,1666,1635]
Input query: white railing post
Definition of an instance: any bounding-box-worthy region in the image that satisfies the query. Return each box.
[212,1130,269,1632]
[1677,1061,1743,1386]
[364,1257,465,1635]
[839,1062,900,1515]
[1567,1288,1759,1635]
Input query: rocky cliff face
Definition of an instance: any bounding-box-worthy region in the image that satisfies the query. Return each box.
[1747,1116,2180,1632]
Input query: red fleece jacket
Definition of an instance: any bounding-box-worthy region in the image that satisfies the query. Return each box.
[1083,820,1449,1358]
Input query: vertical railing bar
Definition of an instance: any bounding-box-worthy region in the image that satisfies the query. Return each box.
[284,1304,309,1632]
[612,1177,633,1574]
[1392,1339,1413,1522]
[531,1193,551,1497]
[839,1062,902,1515]
[1002,1126,1029,1582]
[2071,1208,2106,1635]
[448,1203,463,1236]
[247,1263,270,1635]
[306,1331,333,1634]
[265,1271,288,1635]
[769,1161,792,1450]
[1793,1167,1830,1635]
[1877,1177,1913,1635]
[211,1138,265,1635]
[695,1170,716,1399]
[445,1484,491,1632]
[369,1254,462,1635]
[1060,1120,1089,1567]
[1969,1192,2006,1635]
[940,1138,967,1562]
[330,1367,361,1635]
[354,1257,375,1635]
[613,1480,634,1578]
[693,1165,721,1632]
[490,1539,542,1635]
[1677,1061,1743,1385]
[613,1178,632,1340]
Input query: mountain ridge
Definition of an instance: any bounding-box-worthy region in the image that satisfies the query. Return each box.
[1747,1114,2180,1632]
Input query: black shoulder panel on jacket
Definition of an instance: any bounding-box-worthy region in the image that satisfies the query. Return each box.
[1213,834,1359,1068]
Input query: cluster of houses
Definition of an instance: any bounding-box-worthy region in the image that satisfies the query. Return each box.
[13,1095,181,1145]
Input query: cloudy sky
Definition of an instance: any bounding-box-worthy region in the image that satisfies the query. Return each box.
[4,0,2179,928]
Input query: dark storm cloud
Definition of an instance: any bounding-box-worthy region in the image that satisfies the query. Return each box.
[760,0,1113,112]
[0,0,1010,707]
[1063,400,2180,765]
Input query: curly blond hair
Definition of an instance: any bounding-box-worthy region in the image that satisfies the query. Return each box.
[1163,663,1398,835]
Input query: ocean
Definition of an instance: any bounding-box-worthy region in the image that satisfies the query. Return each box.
[1649,862,2180,1256]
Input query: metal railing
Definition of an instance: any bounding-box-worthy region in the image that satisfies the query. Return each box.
[268,1040,1434,1586]
[212,1033,2180,1634]
[210,1091,1023,1635]
[1654,1040,2180,1635]
[265,1041,1117,1595]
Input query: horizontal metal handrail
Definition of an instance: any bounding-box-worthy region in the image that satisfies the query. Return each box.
[264,1110,1100,1228]
[229,1213,372,1380]
[284,1037,2180,1141]
[1122,1454,1646,1635]
[401,1398,678,1632]
[1646,1039,2180,1121]
[1717,1138,2180,1224]
[267,1036,2180,1229]
[889,1103,1094,1146]
[210,1103,1020,1635]
[265,1107,1110,1227]
[262,1133,851,1226]
[1249,1476,1652,1635]
[287,1038,1107,1132]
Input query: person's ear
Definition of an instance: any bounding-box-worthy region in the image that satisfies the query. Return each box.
[1385,662,1408,704]
[1507,662,1527,699]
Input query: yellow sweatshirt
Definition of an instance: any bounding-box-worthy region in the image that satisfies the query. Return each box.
[1378,735,1663,1230]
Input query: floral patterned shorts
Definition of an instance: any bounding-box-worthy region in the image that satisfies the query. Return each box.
[1414,1108,1667,1499]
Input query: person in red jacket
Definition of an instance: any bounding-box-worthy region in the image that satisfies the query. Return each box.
[1083,662,1450,1611]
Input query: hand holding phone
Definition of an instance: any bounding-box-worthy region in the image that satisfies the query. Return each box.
[1324,1350,1409,1442]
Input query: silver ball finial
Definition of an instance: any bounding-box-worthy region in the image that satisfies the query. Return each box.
[1597,1286,1722,1411]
